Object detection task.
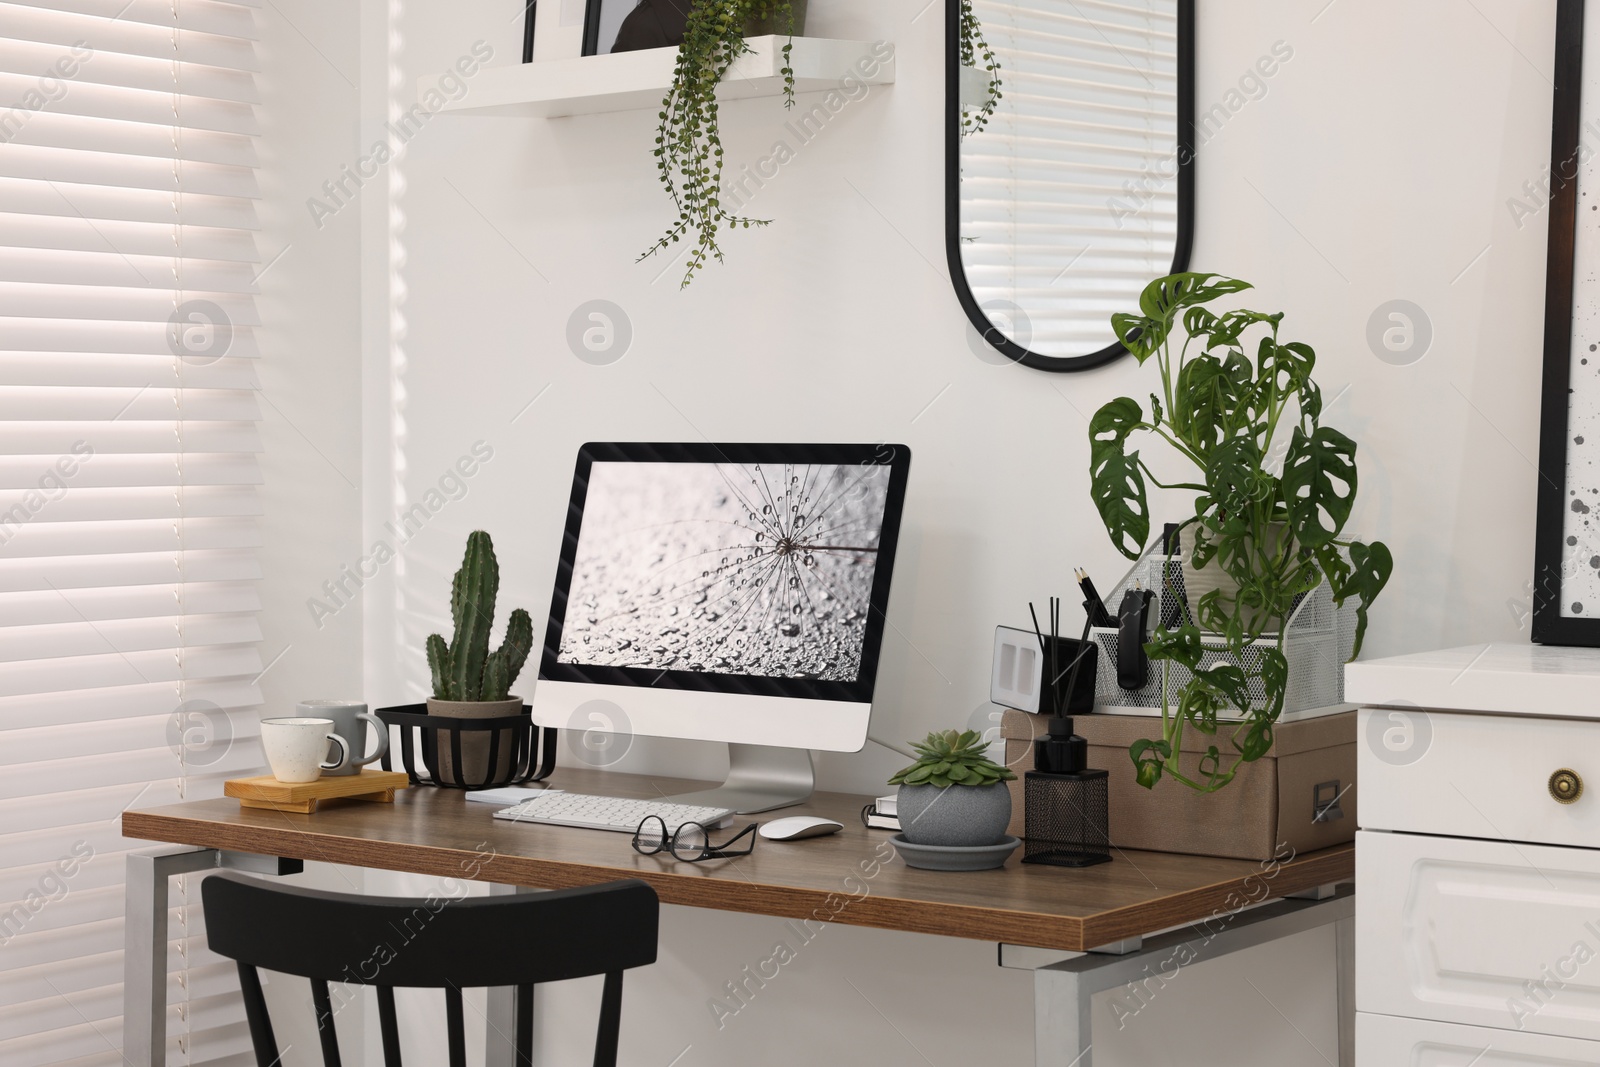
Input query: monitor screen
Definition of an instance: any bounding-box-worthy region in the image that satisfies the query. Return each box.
[540,443,910,703]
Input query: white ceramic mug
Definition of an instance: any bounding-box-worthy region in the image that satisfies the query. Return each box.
[261,717,351,784]
[297,700,389,777]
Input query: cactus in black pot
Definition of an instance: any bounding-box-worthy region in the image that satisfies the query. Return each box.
[426,531,533,702]
[425,531,534,784]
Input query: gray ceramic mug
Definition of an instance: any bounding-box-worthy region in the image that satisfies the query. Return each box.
[297,700,389,777]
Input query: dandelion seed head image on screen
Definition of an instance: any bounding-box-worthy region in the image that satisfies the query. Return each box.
[557,461,892,681]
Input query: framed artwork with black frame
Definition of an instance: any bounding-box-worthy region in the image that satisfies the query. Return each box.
[582,0,682,56]
[1536,0,1600,645]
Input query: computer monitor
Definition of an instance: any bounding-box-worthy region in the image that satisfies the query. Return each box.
[532,442,911,812]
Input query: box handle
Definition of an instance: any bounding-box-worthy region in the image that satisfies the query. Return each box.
[1311,779,1345,823]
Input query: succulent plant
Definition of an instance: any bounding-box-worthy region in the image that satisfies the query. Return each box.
[888,729,1016,789]
[426,531,534,703]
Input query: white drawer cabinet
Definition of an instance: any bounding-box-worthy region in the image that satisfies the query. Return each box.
[1359,1011,1600,1065]
[1357,829,1600,1041]
[1348,644,1600,1067]
[1358,707,1600,848]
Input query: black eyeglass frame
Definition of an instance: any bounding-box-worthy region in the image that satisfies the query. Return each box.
[631,816,757,862]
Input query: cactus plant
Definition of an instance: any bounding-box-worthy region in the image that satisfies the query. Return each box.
[426,531,533,703]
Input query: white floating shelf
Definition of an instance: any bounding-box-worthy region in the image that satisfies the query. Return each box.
[421,37,895,119]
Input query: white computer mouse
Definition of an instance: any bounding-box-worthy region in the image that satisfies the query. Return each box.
[759,816,843,841]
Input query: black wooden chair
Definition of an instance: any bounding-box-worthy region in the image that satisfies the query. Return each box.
[202,872,659,1067]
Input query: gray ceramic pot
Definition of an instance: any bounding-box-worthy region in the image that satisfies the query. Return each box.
[896,782,1012,847]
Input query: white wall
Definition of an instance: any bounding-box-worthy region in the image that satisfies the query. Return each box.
[340,1,1556,1064]
[250,1,368,1059]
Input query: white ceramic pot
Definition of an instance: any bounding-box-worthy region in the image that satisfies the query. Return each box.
[1179,522,1289,633]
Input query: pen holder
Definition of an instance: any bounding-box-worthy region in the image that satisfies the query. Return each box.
[1021,769,1111,868]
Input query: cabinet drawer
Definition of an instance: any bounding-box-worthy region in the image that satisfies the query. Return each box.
[1358,707,1600,847]
[1357,830,1600,1041]
[1359,1011,1600,1064]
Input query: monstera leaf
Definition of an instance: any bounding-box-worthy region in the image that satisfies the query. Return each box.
[1137,272,1253,325]
[1313,542,1351,597]
[1089,397,1149,559]
[1236,716,1275,763]
[1145,621,1203,670]
[1172,355,1225,449]
[1177,662,1252,736]
[1281,426,1358,547]
[1343,540,1394,658]
[1195,661,1251,714]
[1297,378,1323,434]
[1203,308,1283,355]
[1206,436,1268,517]
[1130,737,1171,789]
[1110,311,1166,362]
[1183,306,1218,339]
[1257,337,1316,395]
[1177,681,1224,736]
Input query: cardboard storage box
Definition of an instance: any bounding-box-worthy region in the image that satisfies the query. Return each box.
[1000,708,1356,861]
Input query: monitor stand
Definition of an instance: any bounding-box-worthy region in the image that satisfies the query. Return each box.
[663,744,815,814]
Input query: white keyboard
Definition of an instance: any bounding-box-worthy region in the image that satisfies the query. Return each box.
[492,792,734,833]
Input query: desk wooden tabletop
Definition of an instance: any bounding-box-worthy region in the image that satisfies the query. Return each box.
[122,767,1354,952]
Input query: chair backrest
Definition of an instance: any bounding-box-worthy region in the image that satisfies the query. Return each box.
[202,872,659,1067]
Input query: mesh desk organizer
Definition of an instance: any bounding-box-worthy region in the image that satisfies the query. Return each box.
[1091,539,1359,720]
[376,703,556,789]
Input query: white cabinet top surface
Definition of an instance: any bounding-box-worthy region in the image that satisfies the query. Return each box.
[1345,642,1600,716]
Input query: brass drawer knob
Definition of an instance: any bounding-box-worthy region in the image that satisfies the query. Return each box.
[1550,769,1584,805]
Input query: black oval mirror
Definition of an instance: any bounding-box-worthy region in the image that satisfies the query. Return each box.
[946,0,1196,372]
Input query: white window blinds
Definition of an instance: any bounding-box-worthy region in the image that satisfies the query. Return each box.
[959,0,1179,357]
[0,1,264,1064]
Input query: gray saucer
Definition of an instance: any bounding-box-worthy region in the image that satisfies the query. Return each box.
[889,834,1020,871]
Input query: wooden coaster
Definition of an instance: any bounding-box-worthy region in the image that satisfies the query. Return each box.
[225,770,410,814]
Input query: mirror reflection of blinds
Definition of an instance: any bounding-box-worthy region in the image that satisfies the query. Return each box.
[961,0,1179,357]
[0,1,264,1064]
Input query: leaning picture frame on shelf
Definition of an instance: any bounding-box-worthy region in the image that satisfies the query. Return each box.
[584,0,687,56]
[1537,0,1600,647]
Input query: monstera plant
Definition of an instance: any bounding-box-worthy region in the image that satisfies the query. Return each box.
[1088,273,1393,793]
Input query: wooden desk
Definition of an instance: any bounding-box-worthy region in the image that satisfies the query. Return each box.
[122,768,1355,1066]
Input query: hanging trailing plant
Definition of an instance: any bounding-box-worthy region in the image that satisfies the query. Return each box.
[959,0,1001,137]
[1088,273,1394,794]
[639,0,797,288]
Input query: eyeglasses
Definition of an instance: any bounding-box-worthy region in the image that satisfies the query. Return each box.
[631,816,757,862]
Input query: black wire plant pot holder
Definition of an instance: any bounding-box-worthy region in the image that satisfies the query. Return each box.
[376,703,557,790]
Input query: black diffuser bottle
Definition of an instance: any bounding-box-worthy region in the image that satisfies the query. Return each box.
[1021,715,1111,867]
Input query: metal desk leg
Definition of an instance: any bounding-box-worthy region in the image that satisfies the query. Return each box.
[123,848,303,1067]
[1011,888,1356,1067]
[1335,914,1354,1067]
[1034,965,1094,1067]
[486,885,536,1067]
[125,848,218,1067]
